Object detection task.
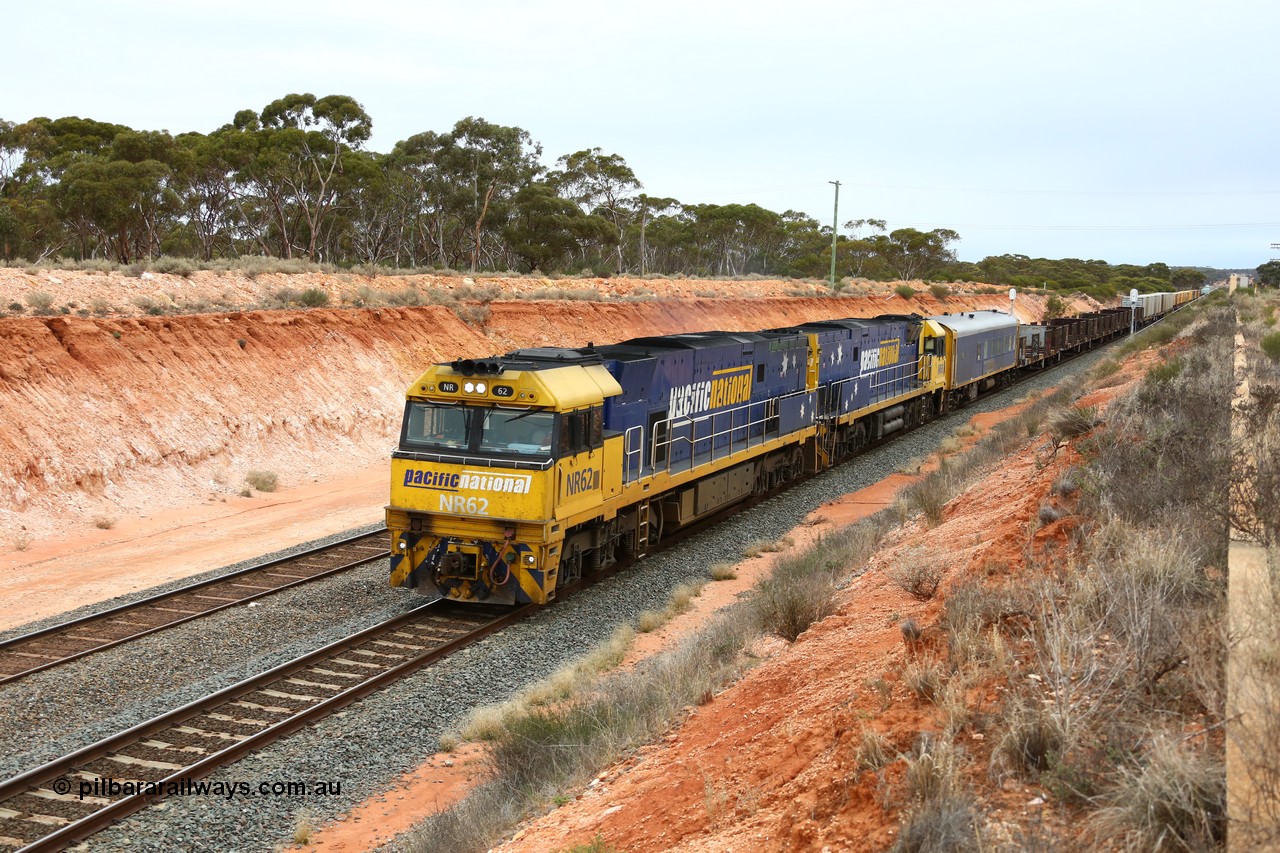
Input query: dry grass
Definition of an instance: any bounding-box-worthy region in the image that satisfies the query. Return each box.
[92,516,116,530]
[407,611,755,853]
[244,470,278,492]
[709,562,738,581]
[903,659,943,703]
[1091,736,1225,851]
[856,728,894,771]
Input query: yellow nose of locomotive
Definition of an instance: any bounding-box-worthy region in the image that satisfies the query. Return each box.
[386,353,622,605]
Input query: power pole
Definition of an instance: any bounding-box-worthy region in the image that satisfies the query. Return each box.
[828,180,841,287]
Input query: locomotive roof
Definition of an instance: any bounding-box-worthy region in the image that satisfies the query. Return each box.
[461,347,606,372]
[768,314,922,335]
[926,309,1018,335]
[598,329,793,356]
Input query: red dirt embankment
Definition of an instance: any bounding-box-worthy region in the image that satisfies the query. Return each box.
[0,272,1082,548]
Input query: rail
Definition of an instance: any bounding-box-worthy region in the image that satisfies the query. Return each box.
[0,530,389,686]
[0,600,532,853]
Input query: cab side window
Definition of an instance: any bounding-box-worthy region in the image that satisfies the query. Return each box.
[560,407,604,455]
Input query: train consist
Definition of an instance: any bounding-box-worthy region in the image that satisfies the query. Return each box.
[387,292,1196,604]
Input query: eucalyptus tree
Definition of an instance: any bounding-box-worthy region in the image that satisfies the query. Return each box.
[626,193,679,275]
[442,117,544,272]
[387,130,466,267]
[174,128,255,259]
[503,180,614,271]
[869,227,960,281]
[551,148,640,272]
[684,203,786,276]
[232,93,373,259]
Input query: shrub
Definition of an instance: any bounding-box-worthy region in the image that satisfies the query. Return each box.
[993,699,1063,777]
[92,516,116,530]
[901,473,952,525]
[150,256,196,277]
[1048,406,1099,446]
[89,297,113,316]
[856,728,893,771]
[903,659,943,702]
[752,550,837,641]
[890,561,943,601]
[1092,737,1225,851]
[386,286,423,306]
[455,304,490,327]
[709,562,738,581]
[1262,331,1280,362]
[298,287,330,307]
[894,737,981,853]
[244,470,278,492]
[895,284,917,299]
[929,283,950,300]
[637,610,665,633]
[7,301,22,313]
[24,290,55,313]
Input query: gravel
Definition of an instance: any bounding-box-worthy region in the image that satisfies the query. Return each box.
[1,345,1115,852]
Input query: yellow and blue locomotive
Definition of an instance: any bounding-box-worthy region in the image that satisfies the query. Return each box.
[386,293,1194,605]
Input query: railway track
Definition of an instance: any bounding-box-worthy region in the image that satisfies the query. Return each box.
[0,530,389,686]
[0,599,530,853]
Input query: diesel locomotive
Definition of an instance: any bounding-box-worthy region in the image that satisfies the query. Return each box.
[387,293,1194,604]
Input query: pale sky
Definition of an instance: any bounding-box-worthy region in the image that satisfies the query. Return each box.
[6,0,1277,269]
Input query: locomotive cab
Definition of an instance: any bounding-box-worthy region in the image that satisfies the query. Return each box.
[386,351,623,605]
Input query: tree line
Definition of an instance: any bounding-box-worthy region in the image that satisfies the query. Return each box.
[0,93,1219,293]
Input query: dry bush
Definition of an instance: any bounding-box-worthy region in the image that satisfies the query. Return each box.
[903,659,943,703]
[411,611,754,853]
[752,549,837,642]
[24,290,55,314]
[894,737,981,853]
[1076,522,1218,695]
[387,286,425,306]
[455,303,491,327]
[941,580,1014,668]
[527,287,601,301]
[1036,504,1061,526]
[890,561,943,601]
[900,617,923,648]
[1047,406,1099,446]
[1091,737,1225,852]
[901,472,952,525]
[856,728,894,771]
[992,697,1064,779]
[150,256,196,277]
[709,562,738,581]
[291,808,316,845]
[244,470,278,492]
[92,516,116,530]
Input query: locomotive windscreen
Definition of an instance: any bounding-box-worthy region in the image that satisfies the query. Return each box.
[400,402,555,458]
